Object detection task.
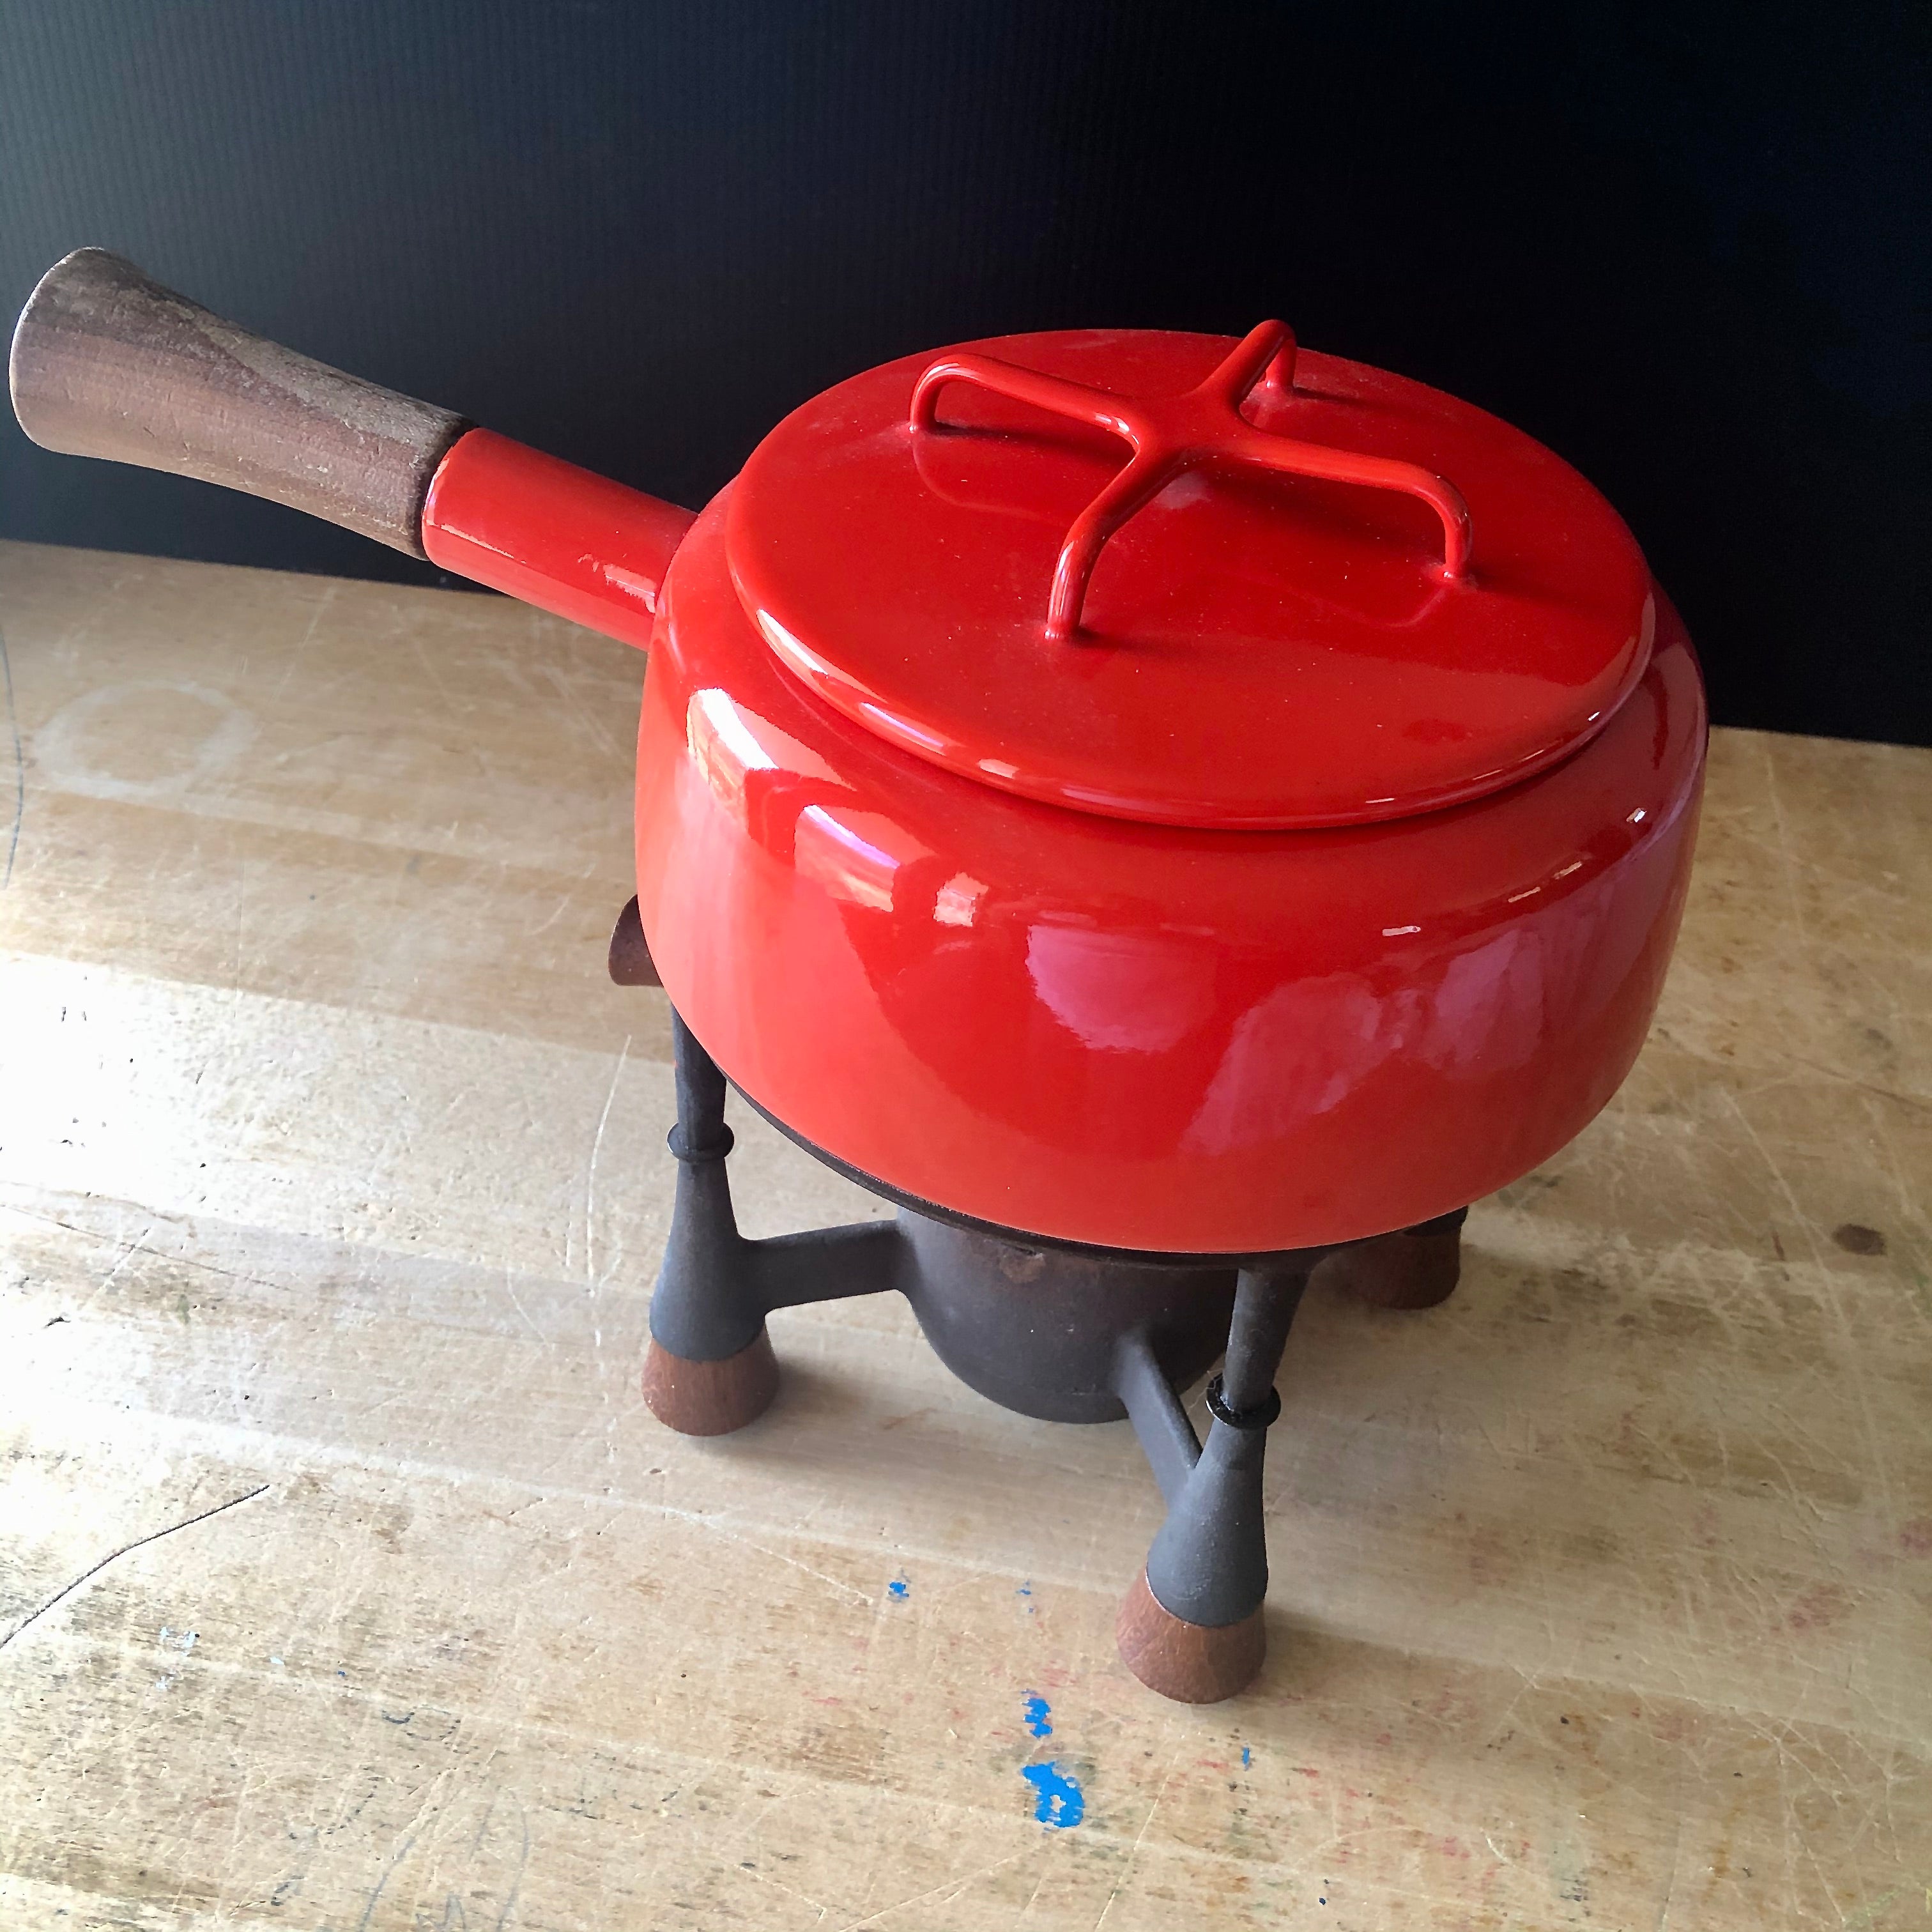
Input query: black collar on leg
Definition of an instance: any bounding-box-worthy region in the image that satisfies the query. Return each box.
[668,1123,734,1163]
[1204,1374,1282,1431]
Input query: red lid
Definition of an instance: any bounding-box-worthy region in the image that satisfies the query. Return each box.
[726,325,1654,829]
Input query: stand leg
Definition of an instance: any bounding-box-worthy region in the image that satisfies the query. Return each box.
[642,1011,779,1434]
[1314,1206,1467,1310]
[642,1009,905,1436]
[1115,1265,1308,1703]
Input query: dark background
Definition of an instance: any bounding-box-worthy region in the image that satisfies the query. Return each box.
[3,0,1926,745]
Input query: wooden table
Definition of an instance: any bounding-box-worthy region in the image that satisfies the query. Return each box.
[1,539,1926,1931]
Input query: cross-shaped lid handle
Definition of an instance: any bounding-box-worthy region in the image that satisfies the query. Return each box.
[725,325,1652,829]
[908,321,1473,640]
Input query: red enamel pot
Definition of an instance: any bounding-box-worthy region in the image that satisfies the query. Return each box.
[11,252,1705,1254]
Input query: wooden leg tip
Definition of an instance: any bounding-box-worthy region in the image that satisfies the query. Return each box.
[608,894,662,988]
[641,1330,779,1436]
[1116,1569,1267,1703]
[1317,1227,1462,1310]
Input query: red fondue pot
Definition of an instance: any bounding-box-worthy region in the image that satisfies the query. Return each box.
[11,250,1704,1257]
[12,249,1706,1702]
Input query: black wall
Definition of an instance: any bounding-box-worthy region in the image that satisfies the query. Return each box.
[4,1,1926,746]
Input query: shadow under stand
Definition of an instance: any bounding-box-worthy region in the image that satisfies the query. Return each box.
[627,971,1464,1705]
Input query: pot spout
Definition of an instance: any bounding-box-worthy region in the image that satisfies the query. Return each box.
[9,249,694,650]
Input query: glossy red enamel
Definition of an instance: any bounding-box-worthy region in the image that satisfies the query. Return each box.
[639,492,1705,1253]
[728,330,1655,830]
[422,428,693,650]
[408,332,1705,1254]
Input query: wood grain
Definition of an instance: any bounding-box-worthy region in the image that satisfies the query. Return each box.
[641,1330,781,1435]
[1312,1222,1463,1308]
[1116,1568,1268,1703]
[0,539,1928,1929]
[607,892,663,986]
[9,249,468,556]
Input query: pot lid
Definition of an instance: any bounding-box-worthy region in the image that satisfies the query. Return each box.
[725,325,1654,830]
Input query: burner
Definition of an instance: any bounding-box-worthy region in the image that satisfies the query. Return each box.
[632,983,1464,1705]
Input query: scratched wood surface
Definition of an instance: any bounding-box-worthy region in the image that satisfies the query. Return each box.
[0,537,1927,1932]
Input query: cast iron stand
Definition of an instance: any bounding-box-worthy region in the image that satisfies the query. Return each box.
[633,992,1465,1704]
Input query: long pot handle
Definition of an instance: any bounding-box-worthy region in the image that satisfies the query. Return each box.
[10,249,470,559]
[9,249,696,647]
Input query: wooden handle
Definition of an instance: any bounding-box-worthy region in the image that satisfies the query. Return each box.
[9,249,470,558]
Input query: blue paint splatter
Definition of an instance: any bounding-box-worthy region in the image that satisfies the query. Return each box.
[1016,1581,1032,1597]
[1020,1761,1084,1828]
[1022,1695,1052,1738]
[887,1578,908,1600]
[1241,1745,1252,1768]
